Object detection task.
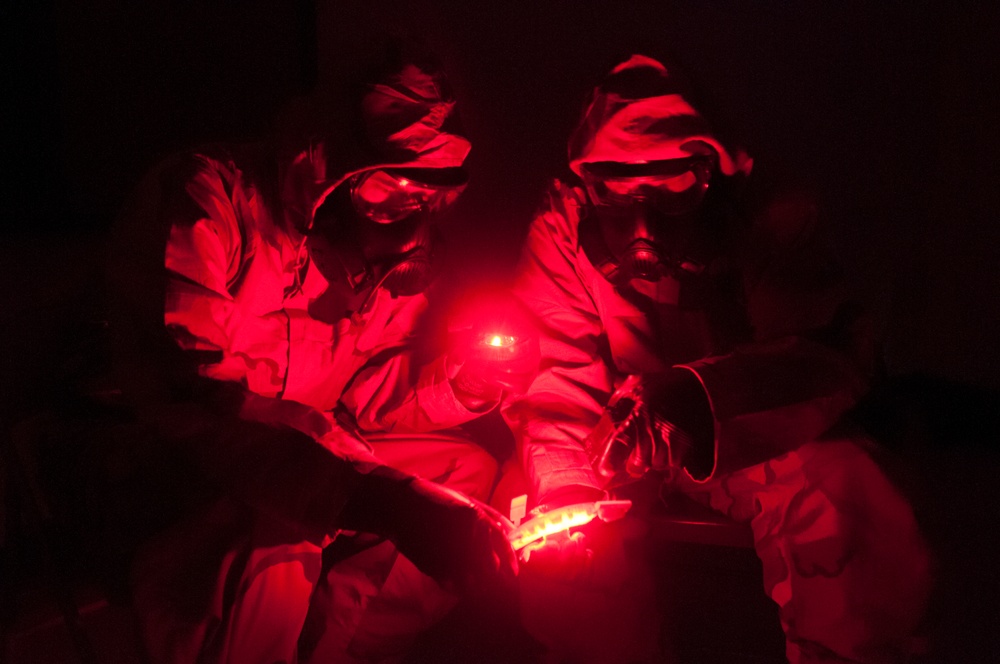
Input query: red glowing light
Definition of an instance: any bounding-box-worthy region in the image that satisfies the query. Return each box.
[507,500,632,558]
[509,508,595,551]
[483,332,516,348]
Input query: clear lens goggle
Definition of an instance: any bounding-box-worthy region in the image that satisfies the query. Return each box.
[581,157,713,217]
[350,168,468,224]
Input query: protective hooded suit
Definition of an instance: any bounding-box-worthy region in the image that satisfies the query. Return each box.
[502,55,931,663]
[109,46,515,664]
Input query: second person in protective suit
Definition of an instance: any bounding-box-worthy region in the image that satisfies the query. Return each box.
[501,54,932,664]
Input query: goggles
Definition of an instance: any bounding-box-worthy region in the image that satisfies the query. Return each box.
[350,167,468,224]
[581,157,712,217]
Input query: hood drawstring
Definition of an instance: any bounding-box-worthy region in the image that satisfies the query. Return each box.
[283,234,311,300]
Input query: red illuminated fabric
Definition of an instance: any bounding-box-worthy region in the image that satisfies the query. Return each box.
[503,54,928,662]
[111,55,485,664]
[495,437,931,663]
[116,53,475,437]
[361,63,470,167]
[503,178,868,505]
[568,55,752,177]
[501,184,930,661]
[280,63,471,232]
[131,433,496,664]
[505,55,863,504]
[675,439,931,662]
[154,147,476,433]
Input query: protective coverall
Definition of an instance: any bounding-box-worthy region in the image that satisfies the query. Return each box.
[502,55,931,663]
[109,56,501,664]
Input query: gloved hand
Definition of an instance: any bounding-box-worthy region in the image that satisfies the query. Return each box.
[448,328,540,408]
[521,530,592,578]
[635,369,715,480]
[392,477,519,596]
[586,370,715,486]
[340,468,518,597]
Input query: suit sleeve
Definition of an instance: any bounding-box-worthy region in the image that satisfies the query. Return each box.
[675,191,872,480]
[110,151,373,540]
[502,184,613,505]
[337,291,490,434]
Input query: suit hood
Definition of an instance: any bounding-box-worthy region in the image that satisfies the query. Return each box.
[280,55,470,231]
[568,55,751,178]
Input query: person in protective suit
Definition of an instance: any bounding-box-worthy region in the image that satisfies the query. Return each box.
[500,54,932,663]
[108,41,519,664]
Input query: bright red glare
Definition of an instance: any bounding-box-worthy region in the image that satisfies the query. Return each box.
[484,333,516,348]
[509,508,596,552]
[507,500,632,559]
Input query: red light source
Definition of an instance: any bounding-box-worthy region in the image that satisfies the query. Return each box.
[476,332,523,365]
[507,500,632,560]
[483,332,517,348]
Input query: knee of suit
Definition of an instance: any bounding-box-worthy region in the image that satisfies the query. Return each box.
[795,438,885,493]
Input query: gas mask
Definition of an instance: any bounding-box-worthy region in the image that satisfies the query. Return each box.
[317,166,467,297]
[579,157,714,285]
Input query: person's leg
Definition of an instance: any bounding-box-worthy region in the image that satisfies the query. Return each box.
[131,498,323,664]
[211,521,325,664]
[302,431,498,663]
[676,435,932,663]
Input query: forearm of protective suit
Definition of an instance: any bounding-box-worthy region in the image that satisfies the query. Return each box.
[502,196,613,505]
[343,350,490,434]
[673,335,868,481]
[673,192,872,481]
[153,151,302,396]
[664,190,873,481]
[148,388,368,544]
[335,463,419,535]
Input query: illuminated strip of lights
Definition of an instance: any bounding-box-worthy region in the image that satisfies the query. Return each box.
[508,506,598,551]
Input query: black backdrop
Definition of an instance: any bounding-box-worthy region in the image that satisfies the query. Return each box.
[8,0,999,389]
[5,4,1000,658]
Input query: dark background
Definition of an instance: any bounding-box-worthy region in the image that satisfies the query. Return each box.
[7,0,999,390]
[3,2,1000,661]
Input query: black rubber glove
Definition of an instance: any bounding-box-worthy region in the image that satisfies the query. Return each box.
[636,369,716,480]
[340,466,518,597]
